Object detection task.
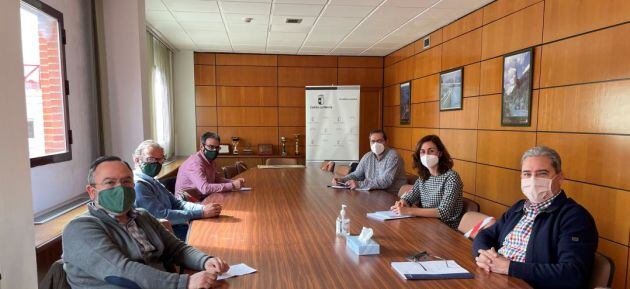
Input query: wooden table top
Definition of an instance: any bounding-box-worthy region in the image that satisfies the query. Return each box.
[188,167,531,289]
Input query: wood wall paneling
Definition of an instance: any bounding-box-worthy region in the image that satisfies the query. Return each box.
[479,57,503,95]
[538,80,630,134]
[411,74,439,103]
[216,54,277,66]
[399,149,415,174]
[454,159,477,194]
[596,238,629,289]
[397,57,415,84]
[475,164,524,207]
[194,65,215,85]
[411,128,440,148]
[278,55,337,67]
[384,127,412,151]
[385,43,414,67]
[474,196,510,219]
[194,53,215,65]
[563,180,630,245]
[476,130,536,169]
[338,56,383,68]
[441,28,482,70]
[384,85,400,107]
[540,23,630,88]
[443,10,483,42]
[463,63,480,97]
[195,86,216,106]
[196,126,218,147]
[414,29,443,54]
[360,88,383,154]
[439,97,479,129]
[482,0,543,25]
[277,67,337,87]
[216,86,278,106]
[383,106,398,127]
[481,2,544,60]
[217,107,278,126]
[411,102,439,128]
[413,46,442,78]
[215,66,277,86]
[217,127,280,154]
[338,67,383,87]
[543,0,630,42]
[478,91,539,131]
[278,87,305,107]
[278,107,305,126]
[196,107,217,126]
[384,65,396,87]
[537,132,630,191]
[439,129,477,162]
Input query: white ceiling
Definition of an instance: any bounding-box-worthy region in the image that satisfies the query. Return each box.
[146,0,493,56]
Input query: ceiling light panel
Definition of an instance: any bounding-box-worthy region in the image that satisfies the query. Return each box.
[163,0,220,12]
[272,4,324,16]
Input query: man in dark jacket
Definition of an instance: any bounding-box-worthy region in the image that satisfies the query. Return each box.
[472,146,598,289]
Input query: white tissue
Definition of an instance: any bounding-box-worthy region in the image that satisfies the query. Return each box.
[358,227,373,244]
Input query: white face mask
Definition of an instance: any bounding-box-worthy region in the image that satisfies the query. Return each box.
[521,176,556,204]
[420,154,439,168]
[370,142,385,155]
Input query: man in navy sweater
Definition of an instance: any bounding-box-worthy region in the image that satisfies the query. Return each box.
[473,146,598,289]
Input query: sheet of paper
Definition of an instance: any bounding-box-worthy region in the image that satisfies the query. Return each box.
[217,263,257,280]
[367,210,413,221]
[240,187,252,191]
[329,185,350,189]
[391,260,469,276]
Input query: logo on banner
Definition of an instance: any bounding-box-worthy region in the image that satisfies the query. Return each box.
[317,94,325,105]
[310,94,332,109]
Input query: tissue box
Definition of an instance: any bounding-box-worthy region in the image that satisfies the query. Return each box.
[346,235,380,255]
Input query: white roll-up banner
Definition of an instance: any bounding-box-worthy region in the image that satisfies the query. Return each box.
[305,85,360,162]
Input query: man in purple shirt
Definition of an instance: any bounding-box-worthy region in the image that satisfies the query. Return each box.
[175,132,245,201]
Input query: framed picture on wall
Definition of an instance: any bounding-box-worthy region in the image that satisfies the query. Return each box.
[219,144,231,154]
[501,48,533,126]
[439,68,463,111]
[400,82,411,124]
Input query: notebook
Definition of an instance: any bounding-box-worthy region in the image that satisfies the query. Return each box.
[391,261,473,280]
[366,210,413,221]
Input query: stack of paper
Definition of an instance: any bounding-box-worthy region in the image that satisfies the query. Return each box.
[217,263,257,280]
[391,261,473,280]
[366,210,414,221]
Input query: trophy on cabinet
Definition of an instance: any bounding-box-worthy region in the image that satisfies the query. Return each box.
[293,133,301,156]
[280,136,287,157]
[231,136,240,155]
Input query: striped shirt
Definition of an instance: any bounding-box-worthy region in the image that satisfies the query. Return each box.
[92,204,157,254]
[340,147,407,193]
[498,194,559,262]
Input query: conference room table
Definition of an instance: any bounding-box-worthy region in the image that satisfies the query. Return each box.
[188,167,531,289]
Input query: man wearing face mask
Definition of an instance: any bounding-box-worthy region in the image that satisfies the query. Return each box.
[175,132,245,201]
[472,146,598,289]
[331,129,407,193]
[62,156,229,289]
[133,140,223,241]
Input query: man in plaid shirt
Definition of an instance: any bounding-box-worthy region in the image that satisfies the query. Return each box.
[472,146,598,289]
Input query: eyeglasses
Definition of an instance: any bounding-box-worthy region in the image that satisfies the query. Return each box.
[142,156,165,164]
[370,139,385,144]
[203,144,220,151]
[92,178,135,189]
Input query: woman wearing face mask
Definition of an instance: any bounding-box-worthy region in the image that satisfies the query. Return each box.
[390,134,464,228]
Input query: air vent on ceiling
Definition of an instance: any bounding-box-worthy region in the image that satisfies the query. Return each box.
[286,18,303,24]
[243,17,253,23]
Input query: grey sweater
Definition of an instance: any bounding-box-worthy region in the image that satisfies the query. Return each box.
[62,205,210,289]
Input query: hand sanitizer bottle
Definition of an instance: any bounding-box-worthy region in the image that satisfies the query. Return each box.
[336,204,350,236]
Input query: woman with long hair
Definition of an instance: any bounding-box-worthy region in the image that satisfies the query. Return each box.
[390,135,464,228]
